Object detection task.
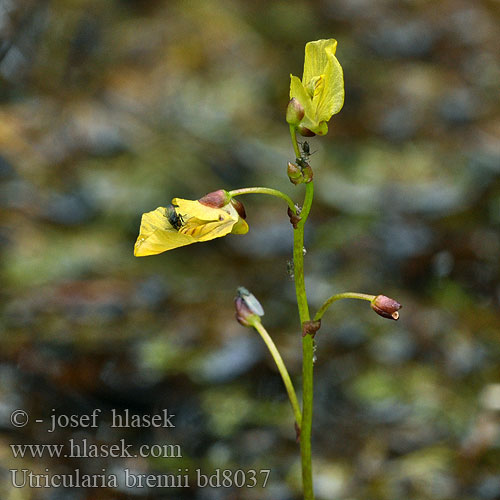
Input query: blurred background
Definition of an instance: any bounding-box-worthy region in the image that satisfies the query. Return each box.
[1,0,499,499]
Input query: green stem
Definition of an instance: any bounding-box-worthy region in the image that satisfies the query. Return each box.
[314,293,375,322]
[294,182,314,500]
[229,187,296,214]
[289,124,315,500]
[252,321,302,429]
[290,124,302,158]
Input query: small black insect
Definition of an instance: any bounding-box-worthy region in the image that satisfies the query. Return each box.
[296,141,315,169]
[165,204,185,230]
[296,156,309,169]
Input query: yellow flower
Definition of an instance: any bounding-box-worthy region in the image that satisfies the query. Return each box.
[134,196,248,257]
[289,39,344,136]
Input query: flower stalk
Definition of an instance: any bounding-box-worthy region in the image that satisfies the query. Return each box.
[314,292,402,322]
[229,187,297,215]
[252,321,302,429]
[314,292,375,322]
[290,124,302,159]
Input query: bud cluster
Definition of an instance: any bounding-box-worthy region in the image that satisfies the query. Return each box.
[287,161,313,185]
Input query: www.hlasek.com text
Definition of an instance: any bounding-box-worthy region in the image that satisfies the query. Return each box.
[11,438,182,459]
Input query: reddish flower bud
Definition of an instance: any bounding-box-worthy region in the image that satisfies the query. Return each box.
[230,198,246,219]
[302,320,321,337]
[235,296,256,327]
[297,124,315,137]
[371,295,402,320]
[287,161,304,185]
[238,287,264,314]
[286,98,305,125]
[199,189,231,208]
[235,287,264,327]
[287,207,301,229]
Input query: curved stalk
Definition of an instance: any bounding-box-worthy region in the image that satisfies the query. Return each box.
[314,292,375,322]
[252,321,302,428]
[229,187,297,214]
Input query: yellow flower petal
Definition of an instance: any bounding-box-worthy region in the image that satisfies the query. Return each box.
[289,38,344,135]
[230,217,249,234]
[134,207,196,256]
[307,41,344,123]
[290,74,315,118]
[180,214,235,241]
[134,198,247,256]
[172,198,226,221]
[302,39,337,89]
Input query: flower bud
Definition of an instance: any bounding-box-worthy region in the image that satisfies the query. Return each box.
[230,198,246,219]
[302,164,313,183]
[370,295,402,320]
[237,287,264,315]
[302,320,321,337]
[199,189,231,208]
[235,287,264,327]
[297,124,315,137]
[287,207,302,229]
[286,98,305,125]
[235,296,258,326]
[287,161,304,185]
